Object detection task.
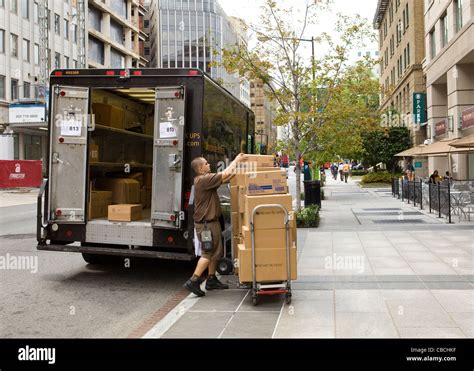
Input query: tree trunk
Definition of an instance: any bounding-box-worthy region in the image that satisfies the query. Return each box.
[295,149,302,211]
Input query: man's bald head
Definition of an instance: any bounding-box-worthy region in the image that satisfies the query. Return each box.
[191,157,206,175]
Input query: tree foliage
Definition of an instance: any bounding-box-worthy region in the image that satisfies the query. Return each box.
[221,0,377,209]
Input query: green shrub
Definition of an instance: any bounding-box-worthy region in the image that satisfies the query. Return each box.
[296,205,320,228]
[361,172,394,184]
[351,170,368,176]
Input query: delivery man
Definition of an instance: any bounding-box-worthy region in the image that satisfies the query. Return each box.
[184,153,248,297]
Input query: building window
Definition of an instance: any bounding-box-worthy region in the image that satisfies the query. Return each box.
[22,38,30,62]
[144,20,149,28]
[389,2,393,24]
[429,29,436,59]
[110,0,127,20]
[11,78,19,100]
[405,4,409,29]
[73,59,78,68]
[110,20,124,45]
[88,7,102,32]
[65,56,69,68]
[441,13,448,47]
[397,20,402,44]
[88,36,104,65]
[64,19,69,40]
[10,0,17,14]
[407,43,410,66]
[383,19,387,39]
[54,52,60,68]
[455,0,463,32]
[110,48,125,68]
[54,13,60,35]
[403,48,407,70]
[23,81,30,98]
[21,0,28,19]
[72,24,78,43]
[0,75,5,99]
[34,43,39,64]
[11,33,18,58]
[0,0,4,8]
[0,29,4,53]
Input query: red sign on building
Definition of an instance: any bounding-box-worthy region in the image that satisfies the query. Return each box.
[435,120,447,136]
[462,107,474,129]
[0,160,43,188]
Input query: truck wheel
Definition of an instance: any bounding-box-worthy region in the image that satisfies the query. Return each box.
[216,257,234,275]
[82,253,104,265]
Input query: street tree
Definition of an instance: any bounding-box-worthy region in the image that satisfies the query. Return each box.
[221,0,375,209]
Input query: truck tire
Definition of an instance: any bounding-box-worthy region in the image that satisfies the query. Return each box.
[81,253,105,265]
[216,257,234,275]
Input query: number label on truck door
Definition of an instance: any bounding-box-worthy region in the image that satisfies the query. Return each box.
[48,86,89,223]
[151,87,185,229]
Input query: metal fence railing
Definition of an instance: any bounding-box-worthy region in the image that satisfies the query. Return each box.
[392,178,456,223]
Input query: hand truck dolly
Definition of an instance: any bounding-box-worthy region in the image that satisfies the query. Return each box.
[250,204,293,306]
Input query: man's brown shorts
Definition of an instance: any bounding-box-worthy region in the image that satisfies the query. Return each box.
[195,221,223,261]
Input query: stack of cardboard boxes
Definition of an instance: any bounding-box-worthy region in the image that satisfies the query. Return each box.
[231,155,297,283]
[88,170,153,222]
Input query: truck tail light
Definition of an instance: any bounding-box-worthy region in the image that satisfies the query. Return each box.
[59,137,64,143]
[66,230,73,238]
[167,236,174,244]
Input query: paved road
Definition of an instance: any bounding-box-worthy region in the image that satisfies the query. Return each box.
[0,203,36,237]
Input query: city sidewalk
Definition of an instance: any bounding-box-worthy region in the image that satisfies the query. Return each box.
[144,174,474,339]
[0,188,38,208]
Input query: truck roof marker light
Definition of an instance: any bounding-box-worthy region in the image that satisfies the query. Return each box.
[188,70,199,76]
[119,70,128,76]
[105,70,115,76]
[132,70,142,76]
[54,71,63,76]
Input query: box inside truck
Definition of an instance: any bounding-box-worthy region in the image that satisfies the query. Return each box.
[87,88,154,225]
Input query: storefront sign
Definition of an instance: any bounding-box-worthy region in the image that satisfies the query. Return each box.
[8,104,46,124]
[413,93,427,125]
[435,119,447,136]
[0,160,42,188]
[462,106,474,129]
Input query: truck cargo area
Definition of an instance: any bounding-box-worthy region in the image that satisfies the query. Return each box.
[87,88,154,228]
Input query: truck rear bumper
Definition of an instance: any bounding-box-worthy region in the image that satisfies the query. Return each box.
[37,243,196,261]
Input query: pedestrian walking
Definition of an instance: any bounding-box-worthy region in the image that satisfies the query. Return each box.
[342,162,351,183]
[184,153,247,297]
[338,162,344,181]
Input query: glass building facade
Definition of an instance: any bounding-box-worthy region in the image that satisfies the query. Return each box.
[149,0,241,98]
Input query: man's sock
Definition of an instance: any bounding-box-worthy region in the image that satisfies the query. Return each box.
[191,274,200,282]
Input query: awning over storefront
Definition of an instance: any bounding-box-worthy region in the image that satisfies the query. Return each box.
[421,138,471,156]
[450,134,474,149]
[394,145,427,157]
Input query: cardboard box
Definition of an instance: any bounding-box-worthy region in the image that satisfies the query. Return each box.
[241,225,294,250]
[92,103,124,130]
[88,190,112,219]
[95,178,141,204]
[229,168,278,187]
[127,172,143,187]
[237,243,297,283]
[242,155,275,169]
[231,211,243,237]
[89,143,99,163]
[232,236,243,273]
[108,204,142,222]
[242,170,287,196]
[230,186,239,212]
[243,194,293,229]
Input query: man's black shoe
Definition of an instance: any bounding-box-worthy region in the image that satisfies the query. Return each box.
[205,276,229,290]
[184,279,205,297]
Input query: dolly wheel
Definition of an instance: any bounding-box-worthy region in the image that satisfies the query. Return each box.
[285,293,292,305]
[252,296,258,306]
[216,257,234,275]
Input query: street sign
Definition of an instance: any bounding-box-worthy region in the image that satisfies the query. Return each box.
[8,103,46,124]
[435,119,447,136]
[413,93,427,125]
